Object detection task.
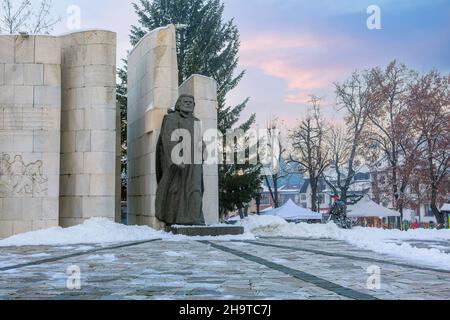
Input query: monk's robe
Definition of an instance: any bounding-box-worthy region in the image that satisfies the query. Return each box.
[155,110,206,226]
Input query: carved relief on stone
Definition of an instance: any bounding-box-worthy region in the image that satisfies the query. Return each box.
[0,154,48,197]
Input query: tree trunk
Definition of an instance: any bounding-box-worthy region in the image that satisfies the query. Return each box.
[431,187,444,225]
[311,182,318,212]
[274,177,279,208]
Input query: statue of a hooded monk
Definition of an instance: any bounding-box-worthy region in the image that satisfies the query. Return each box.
[155,94,206,226]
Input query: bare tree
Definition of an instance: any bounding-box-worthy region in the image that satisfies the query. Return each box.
[365,61,422,220]
[263,118,289,208]
[289,96,329,212]
[323,70,375,204]
[408,71,450,227]
[0,0,59,34]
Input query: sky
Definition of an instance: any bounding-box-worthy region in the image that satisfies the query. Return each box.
[7,0,450,128]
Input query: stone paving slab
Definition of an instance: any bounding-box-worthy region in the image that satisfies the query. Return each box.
[0,238,449,300]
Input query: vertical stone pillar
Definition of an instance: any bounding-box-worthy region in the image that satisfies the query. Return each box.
[179,75,220,225]
[59,31,117,227]
[0,35,61,237]
[127,25,179,228]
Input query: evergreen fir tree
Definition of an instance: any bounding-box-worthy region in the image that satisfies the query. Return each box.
[118,0,261,218]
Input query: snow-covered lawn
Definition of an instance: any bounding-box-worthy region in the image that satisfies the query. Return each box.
[238,215,450,271]
[0,218,254,247]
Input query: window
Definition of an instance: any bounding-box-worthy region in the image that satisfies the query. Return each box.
[424,204,434,217]
[318,194,325,204]
[301,194,307,201]
[354,173,370,181]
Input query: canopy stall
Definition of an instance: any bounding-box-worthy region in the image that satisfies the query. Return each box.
[347,199,401,218]
[262,200,322,221]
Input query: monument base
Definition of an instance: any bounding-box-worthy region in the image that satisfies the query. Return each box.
[166,225,245,237]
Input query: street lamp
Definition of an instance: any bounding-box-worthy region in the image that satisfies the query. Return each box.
[255,187,264,215]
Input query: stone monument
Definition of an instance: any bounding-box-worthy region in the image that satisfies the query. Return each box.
[127,25,243,236]
[0,30,120,238]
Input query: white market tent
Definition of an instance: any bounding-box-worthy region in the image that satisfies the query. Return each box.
[347,198,401,218]
[441,204,450,212]
[262,199,322,221]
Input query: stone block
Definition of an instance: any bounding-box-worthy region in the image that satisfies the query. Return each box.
[13,220,32,235]
[86,44,116,66]
[22,107,42,130]
[46,174,60,197]
[0,85,14,104]
[84,152,116,174]
[89,174,116,196]
[60,152,84,174]
[84,65,115,87]
[82,196,115,218]
[195,101,218,121]
[144,108,167,133]
[42,107,61,129]
[0,221,14,238]
[12,131,34,151]
[42,153,60,175]
[2,198,23,220]
[76,130,91,152]
[90,86,116,108]
[0,63,4,85]
[84,108,115,130]
[33,130,60,153]
[42,198,59,220]
[0,36,15,63]
[59,197,83,218]
[15,36,35,63]
[44,64,61,86]
[84,30,116,46]
[3,107,23,130]
[23,64,44,86]
[91,130,116,152]
[61,131,76,153]
[5,63,24,85]
[62,66,84,89]
[32,220,47,231]
[60,174,90,196]
[35,36,61,65]
[22,198,43,221]
[14,85,34,105]
[34,86,61,107]
[59,218,85,228]
[62,109,84,131]
[61,88,76,110]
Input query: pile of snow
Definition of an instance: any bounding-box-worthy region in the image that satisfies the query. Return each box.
[0,218,254,247]
[0,218,166,247]
[238,215,450,271]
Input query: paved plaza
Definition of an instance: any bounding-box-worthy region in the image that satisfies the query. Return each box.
[1,237,449,300]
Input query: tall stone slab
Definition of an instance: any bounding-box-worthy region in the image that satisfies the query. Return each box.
[59,31,118,227]
[127,25,179,228]
[0,35,61,237]
[0,30,118,238]
[179,75,220,225]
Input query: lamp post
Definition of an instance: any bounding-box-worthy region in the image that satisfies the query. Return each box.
[256,187,264,215]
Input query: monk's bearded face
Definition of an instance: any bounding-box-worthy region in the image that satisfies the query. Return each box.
[179,97,195,114]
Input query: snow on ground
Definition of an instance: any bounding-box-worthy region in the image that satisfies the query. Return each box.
[0,218,254,247]
[238,215,450,271]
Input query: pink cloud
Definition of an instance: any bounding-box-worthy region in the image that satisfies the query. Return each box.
[239,33,353,104]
